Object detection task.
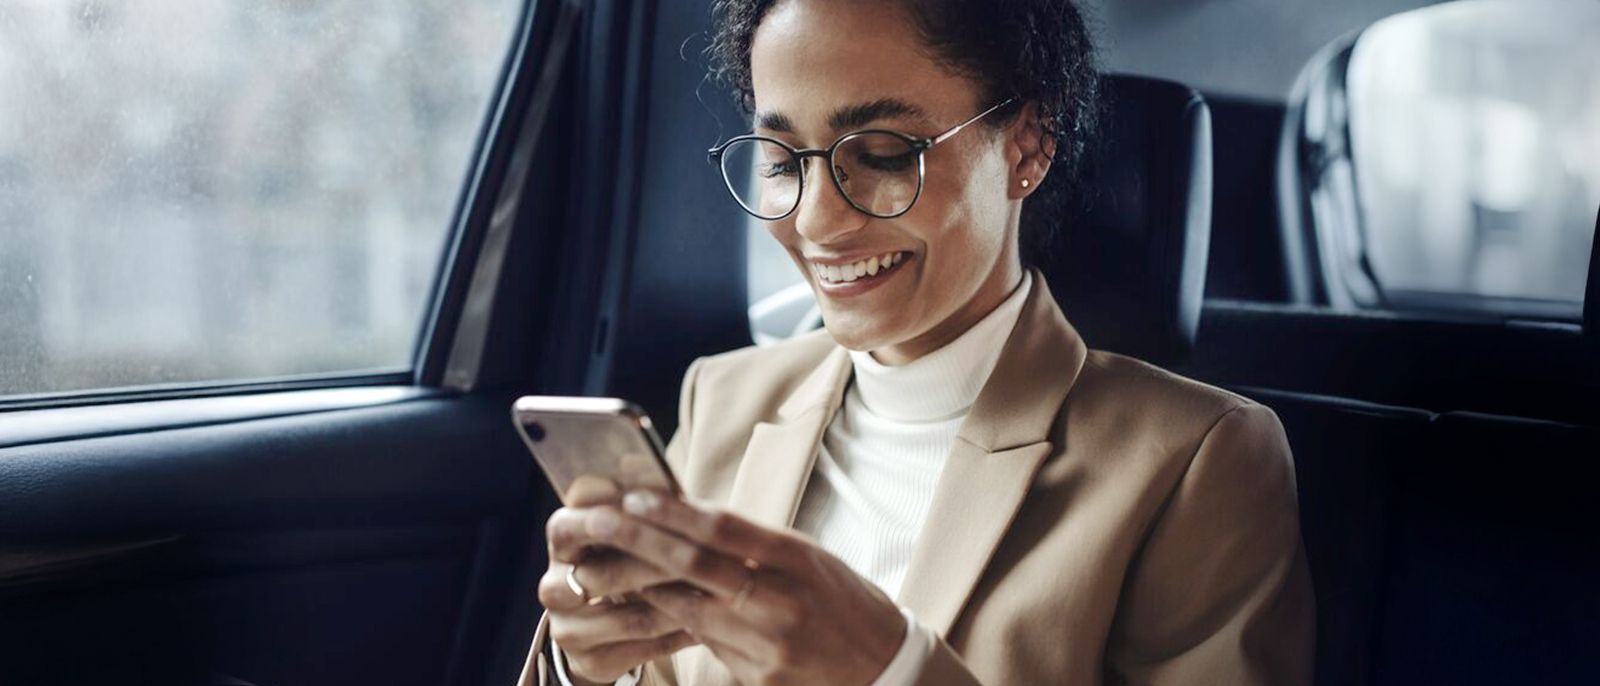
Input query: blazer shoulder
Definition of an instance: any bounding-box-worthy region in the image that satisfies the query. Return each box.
[1075,348,1284,449]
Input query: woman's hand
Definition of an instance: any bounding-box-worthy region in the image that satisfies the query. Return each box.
[581,489,908,686]
[539,478,699,684]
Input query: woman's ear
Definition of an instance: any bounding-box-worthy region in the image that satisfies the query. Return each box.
[1007,100,1055,200]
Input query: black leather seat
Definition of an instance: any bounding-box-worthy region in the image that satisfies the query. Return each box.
[1372,413,1600,686]
[1246,387,1425,686]
[1364,207,1600,684]
[1264,24,1600,682]
[1041,74,1213,367]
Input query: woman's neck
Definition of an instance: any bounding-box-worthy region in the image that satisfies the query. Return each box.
[871,258,1025,366]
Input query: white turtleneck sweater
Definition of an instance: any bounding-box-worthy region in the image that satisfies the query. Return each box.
[792,271,1031,685]
[556,273,1032,686]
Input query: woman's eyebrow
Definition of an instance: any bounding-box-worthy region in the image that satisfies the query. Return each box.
[828,98,928,131]
[754,110,794,132]
[752,98,929,135]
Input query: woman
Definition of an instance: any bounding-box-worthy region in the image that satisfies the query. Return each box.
[522,0,1314,684]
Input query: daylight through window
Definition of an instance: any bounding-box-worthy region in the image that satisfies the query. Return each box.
[0,0,523,398]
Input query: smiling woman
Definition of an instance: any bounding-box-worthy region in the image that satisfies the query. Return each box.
[522,1,1313,685]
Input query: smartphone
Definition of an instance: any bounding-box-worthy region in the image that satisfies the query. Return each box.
[510,395,680,503]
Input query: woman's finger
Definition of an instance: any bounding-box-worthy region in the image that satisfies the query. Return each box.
[545,477,626,564]
[569,549,676,598]
[548,601,682,652]
[546,507,600,564]
[640,583,769,663]
[562,630,698,684]
[539,560,659,613]
[564,475,623,507]
[622,490,806,570]
[584,506,752,599]
[538,562,595,612]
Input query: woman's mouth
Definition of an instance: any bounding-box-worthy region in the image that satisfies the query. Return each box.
[810,251,910,296]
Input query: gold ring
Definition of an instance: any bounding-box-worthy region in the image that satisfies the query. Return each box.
[565,563,590,603]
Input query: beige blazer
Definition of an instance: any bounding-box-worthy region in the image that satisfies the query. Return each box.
[520,273,1314,685]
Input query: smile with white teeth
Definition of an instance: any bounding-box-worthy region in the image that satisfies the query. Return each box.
[812,251,907,284]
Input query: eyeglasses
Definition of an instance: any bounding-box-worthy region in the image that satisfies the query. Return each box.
[707,97,1017,221]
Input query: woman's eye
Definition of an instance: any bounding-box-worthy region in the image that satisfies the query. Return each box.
[856,152,915,172]
[759,160,799,178]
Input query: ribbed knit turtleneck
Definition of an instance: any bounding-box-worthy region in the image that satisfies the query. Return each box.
[794,272,1032,600]
[848,272,1033,423]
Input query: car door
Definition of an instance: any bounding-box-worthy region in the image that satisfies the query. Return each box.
[0,1,624,684]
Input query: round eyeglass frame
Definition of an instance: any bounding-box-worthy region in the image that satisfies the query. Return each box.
[707,97,1017,221]
[709,130,928,220]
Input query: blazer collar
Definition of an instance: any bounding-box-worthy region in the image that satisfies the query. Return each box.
[727,269,1090,634]
[956,271,1088,452]
[776,344,853,420]
[769,268,1086,429]
[897,270,1088,635]
[725,344,852,528]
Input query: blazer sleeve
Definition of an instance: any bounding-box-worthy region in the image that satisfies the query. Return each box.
[515,358,707,686]
[911,638,984,686]
[1105,403,1316,685]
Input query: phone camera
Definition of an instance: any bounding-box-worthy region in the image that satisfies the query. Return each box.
[526,421,546,442]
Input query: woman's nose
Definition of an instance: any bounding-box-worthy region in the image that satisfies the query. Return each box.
[792,158,868,244]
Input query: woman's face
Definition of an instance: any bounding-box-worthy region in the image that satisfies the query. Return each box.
[749,0,1046,364]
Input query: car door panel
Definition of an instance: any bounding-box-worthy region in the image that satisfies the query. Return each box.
[0,393,554,686]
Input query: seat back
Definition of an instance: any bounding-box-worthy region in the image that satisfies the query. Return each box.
[1040,75,1213,367]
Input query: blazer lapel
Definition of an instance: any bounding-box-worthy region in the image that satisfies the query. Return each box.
[896,271,1090,636]
[725,345,853,528]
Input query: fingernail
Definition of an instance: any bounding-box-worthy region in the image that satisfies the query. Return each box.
[623,490,660,516]
[588,510,620,538]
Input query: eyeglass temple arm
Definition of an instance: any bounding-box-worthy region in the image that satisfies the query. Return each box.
[707,97,1017,154]
[929,97,1019,146]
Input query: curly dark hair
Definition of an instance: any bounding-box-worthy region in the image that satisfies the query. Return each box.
[705,0,1101,265]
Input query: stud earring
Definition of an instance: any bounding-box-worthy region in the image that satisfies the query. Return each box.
[1020,178,1031,189]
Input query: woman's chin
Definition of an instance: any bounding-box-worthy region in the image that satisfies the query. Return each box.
[818,310,906,354]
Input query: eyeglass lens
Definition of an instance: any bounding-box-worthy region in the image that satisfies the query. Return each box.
[718,132,921,219]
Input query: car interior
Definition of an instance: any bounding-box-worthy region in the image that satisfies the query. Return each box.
[1,0,1596,684]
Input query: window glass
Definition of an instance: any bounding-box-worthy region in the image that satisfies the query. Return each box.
[1079,0,1448,101]
[1346,0,1600,317]
[0,0,522,398]
[733,138,817,346]
[746,216,815,346]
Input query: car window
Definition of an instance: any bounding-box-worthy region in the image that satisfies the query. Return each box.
[0,0,522,400]
[1079,0,1445,101]
[746,216,816,346]
[1345,0,1600,318]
